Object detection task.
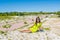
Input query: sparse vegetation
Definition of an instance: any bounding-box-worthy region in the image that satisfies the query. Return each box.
[0,11,60,16]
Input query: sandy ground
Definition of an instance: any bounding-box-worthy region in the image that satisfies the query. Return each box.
[0,16,60,40]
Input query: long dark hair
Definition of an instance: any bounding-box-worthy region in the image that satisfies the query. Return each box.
[35,16,41,24]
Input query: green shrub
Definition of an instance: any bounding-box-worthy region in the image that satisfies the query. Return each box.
[0,31,7,35]
[58,15,60,17]
[44,28,50,30]
[0,31,5,34]
[2,24,11,28]
[24,21,27,24]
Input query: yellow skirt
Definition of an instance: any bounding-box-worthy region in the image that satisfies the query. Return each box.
[29,22,42,33]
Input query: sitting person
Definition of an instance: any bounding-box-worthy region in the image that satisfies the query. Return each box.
[20,16,42,33]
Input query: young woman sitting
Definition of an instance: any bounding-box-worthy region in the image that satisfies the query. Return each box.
[20,16,42,33]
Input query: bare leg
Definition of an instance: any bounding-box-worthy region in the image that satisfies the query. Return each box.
[20,29,31,33]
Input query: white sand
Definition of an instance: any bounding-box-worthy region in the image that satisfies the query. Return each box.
[0,16,60,40]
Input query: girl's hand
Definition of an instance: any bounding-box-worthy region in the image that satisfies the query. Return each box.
[38,27,43,30]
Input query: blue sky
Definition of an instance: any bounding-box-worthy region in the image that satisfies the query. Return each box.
[0,0,60,12]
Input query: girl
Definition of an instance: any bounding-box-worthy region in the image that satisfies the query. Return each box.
[20,16,42,33]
